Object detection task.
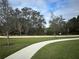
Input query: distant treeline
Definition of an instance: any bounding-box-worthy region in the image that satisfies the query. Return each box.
[47,15,79,35]
[0,0,79,36]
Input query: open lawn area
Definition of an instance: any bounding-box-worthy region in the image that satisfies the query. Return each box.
[32,40,79,59]
[0,37,52,59]
[0,37,61,59]
[0,36,79,59]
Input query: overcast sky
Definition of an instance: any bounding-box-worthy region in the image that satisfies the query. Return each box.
[9,0,79,27]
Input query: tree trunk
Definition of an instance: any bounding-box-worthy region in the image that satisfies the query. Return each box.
[19,29,21,36]
[6,31,10,46]
[18,23,22,36]
[7,31,9,39]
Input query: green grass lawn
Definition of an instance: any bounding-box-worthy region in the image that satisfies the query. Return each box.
[0,37,60,59]
[0,37,51,59]
[0,36,79,59]
[32,40,79,59]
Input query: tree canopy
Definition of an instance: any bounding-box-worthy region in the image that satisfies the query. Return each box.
[0,0,79,35]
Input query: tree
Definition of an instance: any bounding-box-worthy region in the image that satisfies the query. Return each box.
[49,13,66,35]
[0,0,16,45]
[21,7,46,35]
[29,10,46,35]
[21,7,32,35]
[67,15,79,34]
[15,8,23,35]
[1,0,10,38]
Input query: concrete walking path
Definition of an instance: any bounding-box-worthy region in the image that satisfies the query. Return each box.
[0,35,79,38]
[5,38,79,59]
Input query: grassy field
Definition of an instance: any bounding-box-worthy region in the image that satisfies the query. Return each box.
[0,36,79,59]
[32,40,79,59]
[0,37,62,59]
[0,37,52,59]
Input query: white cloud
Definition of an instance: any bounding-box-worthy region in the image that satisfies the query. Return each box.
[54,8,79,20]
[9,0,47,9]
[54,0,79,20]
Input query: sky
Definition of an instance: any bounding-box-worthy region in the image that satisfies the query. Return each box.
[8,0,79,27]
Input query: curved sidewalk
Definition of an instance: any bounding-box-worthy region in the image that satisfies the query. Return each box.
[5,38,79,59]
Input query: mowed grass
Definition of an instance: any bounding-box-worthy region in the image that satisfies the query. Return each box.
[0,37,52,59]
[32,40,79,59]
[0,36,79,59]
[0,37,61,59]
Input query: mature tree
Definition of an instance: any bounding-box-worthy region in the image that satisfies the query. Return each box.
[49,13,66,35]
[1,0,8,37]
[0,0,15,45]
[67,15,79,34]
[14,8,23,35]
[29,10,46,35]
[21,7,32,35]
[21,7,46,35]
